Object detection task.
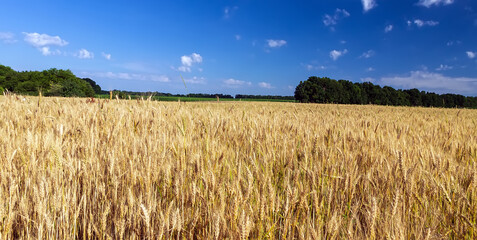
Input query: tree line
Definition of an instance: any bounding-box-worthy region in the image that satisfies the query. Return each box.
[295,76,477,108]
[0,65,100,97]
[105,91,236,99]
[106,90,295,100]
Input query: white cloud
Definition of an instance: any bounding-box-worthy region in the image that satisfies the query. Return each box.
[0,32,16,43]
[267,39,287,48]
[466,51,476,59]
[366,67,375,72]
[380,71,477,95]
[235,35,241,40]
[412,19,439,27]
[78,49,94,59]
[181,54,200,66]
[37,46,61,56]
[40,47,51,56]
[178,53,203,72]
[385,25,393,33]
[81,71,170,83]
[223,78,252,88]
[102,52,111,60]
[330,49,348,61]
[258,82,273,89]
[360,50,375,59]
[23,32,68,56]
[417,0,454,8]
[362,0,377,12]
[323,9,350,30]
[177,66,190,72]
[23,32,68,47]
[181,56,192,66]
[436,64,453,71]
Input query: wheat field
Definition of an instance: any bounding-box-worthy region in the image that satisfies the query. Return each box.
[0,95,476,239]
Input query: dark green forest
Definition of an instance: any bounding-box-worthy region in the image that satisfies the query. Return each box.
[0,65,100,97]
[295,76,477,108]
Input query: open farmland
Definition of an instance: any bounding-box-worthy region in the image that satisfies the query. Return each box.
[0,96,476,239]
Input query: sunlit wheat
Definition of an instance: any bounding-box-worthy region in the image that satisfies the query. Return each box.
[0,95,476,238]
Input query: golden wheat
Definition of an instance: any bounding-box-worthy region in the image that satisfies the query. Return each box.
[0,95,476,239]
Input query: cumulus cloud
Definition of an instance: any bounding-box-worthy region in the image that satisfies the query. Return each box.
[417,0,454,7]
[102,52,111,60]
[81,71,170,83]
[467,51,476,59]
[178,53,203,72]
[223,78,252,88]
[323,9,350,30]
[23,32,68,56]
[380,71,477,95]
[182,53,202,66]
[36,47,61,56]
[330,49,348,61]
[23,32,68,47]
[360,50,375,59]
[0,32,16,43]
[258,82,273,89]
[267,39,287,48]
[77,49,94,59]
[362,0,377,12]
[410,19,439,27]
[385,25,393,33]
[40,47,52,56]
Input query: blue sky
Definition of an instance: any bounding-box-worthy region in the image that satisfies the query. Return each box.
[1,0,477,96]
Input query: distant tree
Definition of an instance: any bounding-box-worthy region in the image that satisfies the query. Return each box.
[294,76,477,109]
[0,64,97,97]
[16,81,38,95]
[404,89,422,106]
[61,78,86,97]
[83,78,102,94]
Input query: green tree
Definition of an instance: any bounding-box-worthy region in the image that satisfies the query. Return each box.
[82,78,102,94]
[0,65,97,97]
